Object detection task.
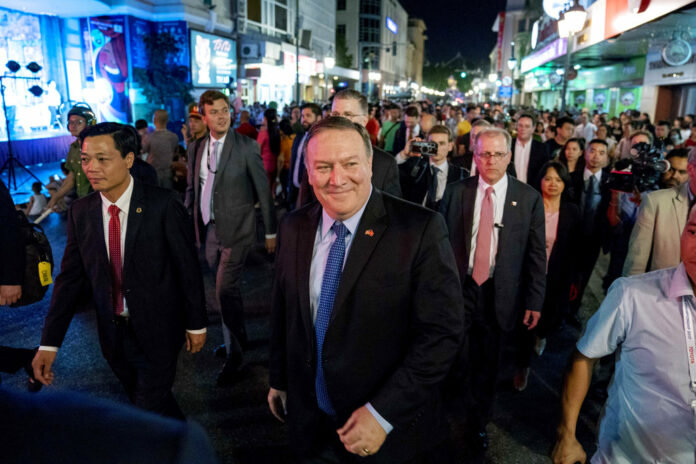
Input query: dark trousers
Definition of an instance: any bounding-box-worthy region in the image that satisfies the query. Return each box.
[204,223,250,359]
[569,238,602,317]
[0,346,34,374]
[458,276,518,431]
[107,319,184,420]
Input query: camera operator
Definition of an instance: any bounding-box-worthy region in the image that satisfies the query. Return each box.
[398,125,468,211]
[624,147,696,276]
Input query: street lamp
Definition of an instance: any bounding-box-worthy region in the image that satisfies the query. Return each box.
[557,0,587,114]
[507,41,518,106]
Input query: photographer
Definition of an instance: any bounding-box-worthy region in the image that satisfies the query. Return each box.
[398,125,468,211]
[623,147,696,276]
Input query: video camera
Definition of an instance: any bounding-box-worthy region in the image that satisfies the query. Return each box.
[606,142,670,192]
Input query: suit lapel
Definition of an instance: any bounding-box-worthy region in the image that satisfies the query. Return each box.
[89,193,110,275]
[498,176,518,258]
[462,177,477,262]
[675,182,689,233]
[298,203,321,345]
[193,135,208,201]
[330,191,388,322]
[123,181,145,270]
[212,129,235,192]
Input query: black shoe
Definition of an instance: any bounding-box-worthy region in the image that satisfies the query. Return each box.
[214,344,227,359]
[216,354,244,387]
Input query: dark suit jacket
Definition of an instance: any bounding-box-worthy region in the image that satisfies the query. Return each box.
[398,157,468,210]
[295,145,402,208]
[509,138,550,187]
[0,180,23,285]
[286,130,307,208]
[391,122,425,156]
[130,157,158,186]
[185,128,276,247]
[269,191,464,462]
[540,201,581,335]
[440,175,547,331]
[568,168,612,246]
[41,181,207,365]
[0,387,218,464]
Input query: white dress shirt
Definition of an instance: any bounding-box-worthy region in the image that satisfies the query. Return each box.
[513,138,532,184]
[199,132,227,222]
[423,160,449,205]
[468,174,508,276]
[583,167,603,184]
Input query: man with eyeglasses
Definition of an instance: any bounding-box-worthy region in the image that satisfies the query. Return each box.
[296,89,401,208]
[46,105,97,210]
[440,127,546,459]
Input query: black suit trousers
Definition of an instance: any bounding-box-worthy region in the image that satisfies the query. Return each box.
[459,276,520,430]
[0,346,34,374]
[107,320,183,420]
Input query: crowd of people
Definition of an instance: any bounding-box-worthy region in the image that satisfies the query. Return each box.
[1,87,696,464]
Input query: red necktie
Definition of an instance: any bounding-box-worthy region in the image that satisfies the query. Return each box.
[472,186,494,286]
[108,204,124,315]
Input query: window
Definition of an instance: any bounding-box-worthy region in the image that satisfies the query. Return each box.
[248,0,261,22]
[518,18,527,33]
[360,0,380,16]
[337,24,346,38]
[275,3,287,31]
[338,0,346,10]
[359,17,379,43]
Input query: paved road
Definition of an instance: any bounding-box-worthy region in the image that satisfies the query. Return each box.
[0,205,609,463]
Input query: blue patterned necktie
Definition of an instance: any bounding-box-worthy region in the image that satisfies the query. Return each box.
[315,221,348,416]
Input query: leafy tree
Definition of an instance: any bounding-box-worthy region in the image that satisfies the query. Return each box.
[132,31,193,119]
[336,32,353,68]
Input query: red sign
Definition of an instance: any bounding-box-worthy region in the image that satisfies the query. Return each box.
[497,12,505,73]
[605,0,694,39]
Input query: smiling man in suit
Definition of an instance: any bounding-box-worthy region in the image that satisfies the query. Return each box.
[32,123,207,419]
[268,117,464,463]
[440,126,546,457]
[185,90,277,386]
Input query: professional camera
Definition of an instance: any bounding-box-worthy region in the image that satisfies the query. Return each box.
[411,141,438,156]
[606,142,670,192]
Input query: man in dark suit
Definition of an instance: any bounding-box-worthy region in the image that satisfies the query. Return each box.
[268,117,464,462]
[391,106,425,156]
[33,123,208,419]
[185,90,277,385]
[567,138,612,326]
[440,126,546,456]
[509,113,549,186]
[399,124,468,211]
[287,103,322,209]
[295,89,401,208]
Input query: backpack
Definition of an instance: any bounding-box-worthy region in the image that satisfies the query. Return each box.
[10,211,53,307]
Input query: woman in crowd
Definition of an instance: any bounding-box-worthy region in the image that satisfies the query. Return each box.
[276,118,295,204]
[558,137,585,176]
[514,161,581,391]
[257,108,281,188]
[366,103,381,146]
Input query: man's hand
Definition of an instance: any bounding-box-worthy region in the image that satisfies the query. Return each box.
[265,237,277,254]
[337,406,387,458]
[267,387,287,423]
[523,310,541,330]
[32,349,57,386]
[185,331,206,353]
[403,137,423,158]
[551,431,587,464]
[0,285,22,306]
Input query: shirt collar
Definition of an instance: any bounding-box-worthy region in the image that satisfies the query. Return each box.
[430,158,448,174]
[668,263,695,300]
[583,167,602,182]
[320,187,373,239]
[209,131,227,147]
[100,175,134,214]
[478,172,508,194]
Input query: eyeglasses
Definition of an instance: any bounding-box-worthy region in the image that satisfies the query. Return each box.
[475,152,508,161]
[68,120,85,127]
[331,111,366,119]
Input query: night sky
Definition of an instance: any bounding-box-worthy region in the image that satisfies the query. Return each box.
[399,0,507,66]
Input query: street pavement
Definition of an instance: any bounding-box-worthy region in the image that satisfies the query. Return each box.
[1,174,609,463]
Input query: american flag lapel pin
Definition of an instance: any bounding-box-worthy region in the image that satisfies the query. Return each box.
[365,229,374,237]
[511,201,517,206]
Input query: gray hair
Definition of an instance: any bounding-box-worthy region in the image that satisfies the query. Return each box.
[306,116,373,160]
[473,127,511,154]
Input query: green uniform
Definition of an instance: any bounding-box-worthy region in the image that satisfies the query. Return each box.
[381,120,399,153]
[65,139,92,198]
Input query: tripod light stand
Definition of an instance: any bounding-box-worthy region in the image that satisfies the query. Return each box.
[0,60,45,192]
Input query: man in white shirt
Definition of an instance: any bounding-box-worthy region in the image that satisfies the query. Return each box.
[511,113,550,185]
[552,206,696,464]
[33,123,207,419]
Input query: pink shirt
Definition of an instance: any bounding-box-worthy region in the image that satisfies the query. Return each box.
[545,210,559,272]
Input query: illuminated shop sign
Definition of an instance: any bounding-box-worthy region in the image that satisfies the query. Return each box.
[190,30,236,88]
[521,38,567,73]
[386,17,398,34]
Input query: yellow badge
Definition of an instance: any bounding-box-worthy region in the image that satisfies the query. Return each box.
[38,261,52,286]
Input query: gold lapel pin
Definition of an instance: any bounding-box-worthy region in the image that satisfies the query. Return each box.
[136,207,142,213]
[511,201,517,206]
[365,229,374,237]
